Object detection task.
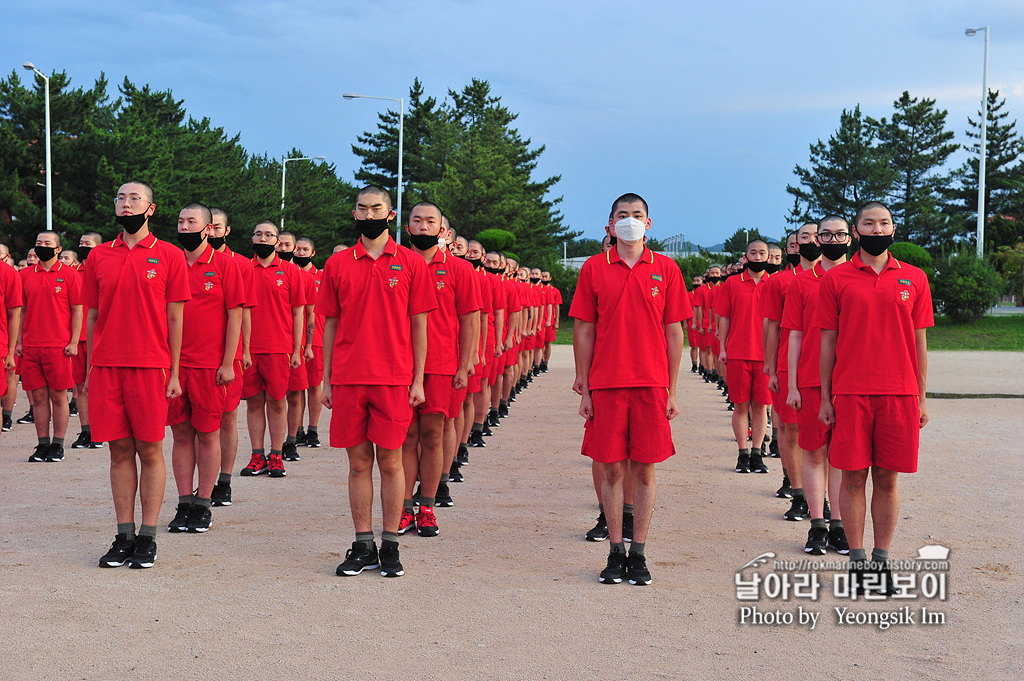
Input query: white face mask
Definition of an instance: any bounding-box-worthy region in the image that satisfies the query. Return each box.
[613,217,646,243]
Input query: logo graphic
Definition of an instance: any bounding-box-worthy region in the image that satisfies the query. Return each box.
[146,269,157,280]
[738,552,776,571]
[276,279,284,287]
[900,290,910,301]
[54,285,62,293]
[204,281,214,291]
[651,286,660,297]
[389,277,399,288]
[916,545,950,560]
[436,281,445,290]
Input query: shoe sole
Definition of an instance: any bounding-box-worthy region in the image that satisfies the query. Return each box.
[784,514,808,521]
[337,563,380,576]
[268,471,286,478]
[628,577,652,586]
[735,469,750,473]
[804,546,826,555]
[128,556,156,569]
[211,500,232,507]
[830,545,851,555]
[776,491,793,498]
[751,469,769,474]
[283,456,300,462]
[188,526,211,533]
[45,457,64,462]
[397,525,415,535]
[599,576,623,584]
[28,457,47,463]
[240,469,267,476]
[304,443,321,448]
[99,559,129,568]
[417,528,439,537]
[586,535,609,542]
[435,500,454,507]
[381,568,404,577]
[167,525,189,533]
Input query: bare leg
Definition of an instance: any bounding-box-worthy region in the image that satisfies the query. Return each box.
[245,393,267,452]
[30,387,51,439]
[49,387,70,439]
[109,437,140,525]
[170,421,198,497]
[219,408,239,474]
[376,446,405,533]
[869,467,900,551]
[347,441,376,533]
[839,468,869,552]
[630,461,656,544]
[417,413,445,498]
[779,421,802,487]
[136,439,166,527]
[601,460,625,543]
[266,397,287,451]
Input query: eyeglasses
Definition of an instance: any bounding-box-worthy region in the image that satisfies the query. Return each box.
[114,196,148,206]
[253,232,278,240]
[817,232,850,244]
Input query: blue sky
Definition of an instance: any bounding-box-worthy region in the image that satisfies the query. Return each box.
[5,0,1024,247]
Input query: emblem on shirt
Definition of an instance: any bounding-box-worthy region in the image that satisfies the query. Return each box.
[276,279,284,287]
[204,281,214,291]
[651,286,660,297]
[146,269,157,280]
[390,265,402,271]
[54,285,62,293]
[900,290,910,301]
[389,277,399,288]
[436,281,445,291]
[651,274,663,281]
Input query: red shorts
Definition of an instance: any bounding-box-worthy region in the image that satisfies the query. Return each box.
[486,347,501,386]
[796,386,830,451]
[306,345,324,388]
[224,359,244,412]
[686,325,697,348]
[545,325,556,343]
[830,394,920,473]
[771,371,797,424]
[288,360,308,392]
[89,366,169,443]
[467,361,483,394]
[72,341,88,385]
[504,344,518,367]
[20,346,74,391]
[449,384,467,418]
[699,329,711,351]
[726,359,770,405]
[167,366,227,433]
[330,384,412,450]
[581,387,675,464]
[416,373,454,418]
[242,353,289,401]
[711,333,720,358]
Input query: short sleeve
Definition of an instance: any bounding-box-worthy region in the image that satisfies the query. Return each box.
[569,259,597,323]
[662,264,692,324]
[781,280,804,332]
[316,256,341,318]
[165,248,192,304]
[716,278,734,318]
[454,262,483,316]
[408,255,438,316]
[816,271,840,331]
[911,268,935,330]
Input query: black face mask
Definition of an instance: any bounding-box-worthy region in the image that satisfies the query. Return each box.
[208,236,225,250]
[77,246,92,262]
[177,231,206,252]
[746,260,768,273]
[292,255,312,268]
[115,212,148,234]
[530,277,541,284]
[356,217,390,240]
[407,231,441,251]
[466,257,483,269]
[35,246,58,263]
[820,243,848,262]
[786,253,801,267]
[484,266,502,275]
[277,251,294,262]
[253,243,276,259]
[857,232,894,257]
[765,263,780,274]
[706,275,720,284]
[798,242,821,262]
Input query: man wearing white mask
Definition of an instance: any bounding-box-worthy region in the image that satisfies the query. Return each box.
[571,193,692,586]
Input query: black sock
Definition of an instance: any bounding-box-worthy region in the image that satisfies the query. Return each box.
[381,531,399,546]
[610,542,626,555]
[355,531,375,548]
[623,504,634,515]
[38,436,51,446]
[420,497,435,509]
[829,518,843,529]
[630,542,645,555]
[285,435,296,446]
[218,472,231,484]
[139,525,157,538]
[810,518,827,530]
[471,422,483,434]
[307,425,317,434]
[850,548,868,562]
[2,409,10,419]
[117,522,136,540]
[791,488,804,499]
[82,425,91,435]
[179,494,194,506]
[195,497,212,509]
[52,436,64,447]
[253,448,265,456]
[403,499,414,512]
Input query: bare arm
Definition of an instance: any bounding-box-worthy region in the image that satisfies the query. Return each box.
[572,319,596,419]
[409,312,428,406]
[320,316,338,409]
[289,306,303,368]
[818,328,837,426]
[717,316,731,363]
[68,304,83,349]
[665,322,684,420]
[916,328,929,429]
[217,306,243,385]
[5,307,21,369]
[787,329,803,410]
[454,310,479,390]
[166,301,185,399]
[241,308,252,369]
[493,308,505,355]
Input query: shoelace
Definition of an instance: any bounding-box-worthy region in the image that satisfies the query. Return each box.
[399,509,415,528]
[268,455,285,471]
[417,510,437,528]
[246,453,266,470]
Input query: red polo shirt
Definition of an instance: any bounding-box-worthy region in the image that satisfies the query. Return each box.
[81,233,191,369]
[222,247,257,362]
[816,252,934,396]
[761,266,808,373]
[570,247,692,390]
[423,249,482,375]
[298,266,318,344]
[180,245,246,369]
[503,276,522,343]
[781,263,827,388]
[316,237,437,386]
[715,271,771,361]
[304,265,326,347]
[249,254,305,354]
[20,262,82,348]
[75,261,89,341]
[484,271,505,345]
[0,261,24,356]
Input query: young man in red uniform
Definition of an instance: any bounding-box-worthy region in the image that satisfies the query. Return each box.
[717,241,772,475]
[399,202,480,537]
[294,236,324,448]
[818,202,933,593]
[167,204,244,533]
[84,180,191,569]
[241,220,304,479]
[70,232,104,448]
[687,275,703,372]
[572,193,691,586]
[784,216,850,555]
[0,252,23,438]
[496,253,522,421]
[318,186,436,578]
[19,231,82,463]
[539,270,560,373]
[274,231,315,462]
[208,208,255,506]
[461,240,491,451]
[484,251,509,429]
[762,222,818,517]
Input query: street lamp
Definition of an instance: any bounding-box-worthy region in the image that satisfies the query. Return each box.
[966,26,990,258]
[280,155,325,230]
[22,62,51,232]
[343,92,404,245]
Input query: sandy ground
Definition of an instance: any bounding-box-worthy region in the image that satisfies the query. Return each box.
[2,347,1022,680]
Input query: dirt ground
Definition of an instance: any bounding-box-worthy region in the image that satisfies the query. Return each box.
[2,347,1021,680]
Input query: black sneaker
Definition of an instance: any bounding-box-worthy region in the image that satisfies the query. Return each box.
[468,430,486,448]
[784,496,809,521]
[304,430,321,448]
[487,410,500,427]
[599,551,627,584]
[448,462,464,483]
[481,423,493,437]
[379,543,404,577]
[411,484,424,507]
[99,534,136,568]
[45,443,64,462]
[86,438,103,449]
[282,442,301,462]
[337,541,380,576]
[735,453,750,473]
[823,497,831,521]
[727,402,734,411]
[749,452,769,474]
[768,439,780,458]
[71,431,92,449]
[627,552,652,585]
[776,474,793,498]
[16,408,34,424]
[828,526,850,554]
[295,427,307,446]
[691,362,698,373]
[457,445,470,465]
[187,505,212,533]
[435,481,454,507]
[540,361,549,373]
[497,403,509,418]
[804,526,828,555]
[2,414,11,431]
[28,444,48,462]
[211,481,232,507]
[585,512,609,542]
[128,536,157,568]
[622,513,634,543]
[168,503,192,532]
[871,561,899,596]
[69,397,78,416]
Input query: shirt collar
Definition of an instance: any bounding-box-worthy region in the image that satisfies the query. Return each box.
[252,253,282,268]
[605,246,654,266]
[851,250,901,273]
[352,236,398,260]
[114,232,158,249]
[429,248,448,266]
[195,244,216,265]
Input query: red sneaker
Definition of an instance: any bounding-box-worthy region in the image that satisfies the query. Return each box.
[240,452,268,476]
[267,453,287,478]
[398,507,416,535]
[416,506,439,537]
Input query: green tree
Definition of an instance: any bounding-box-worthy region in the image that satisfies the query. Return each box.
[474,228,516,252]
[992,241,1023,303]
[723,227,768,259]
[565,238,603,258]
[869,92,959,245]
[787,105,898,220]
[933,247,1002,323]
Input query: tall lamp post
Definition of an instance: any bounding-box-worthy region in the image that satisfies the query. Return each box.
[966,26,990,258]
[343,92,404,245]
[22,62,51,232]
[281,155,325,230]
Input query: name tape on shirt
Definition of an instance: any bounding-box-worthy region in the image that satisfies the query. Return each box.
[204,271,215,277]
[436,269,446,275]
[899,278,911,286]
[390,264,403,271]
[651,274,663,281]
